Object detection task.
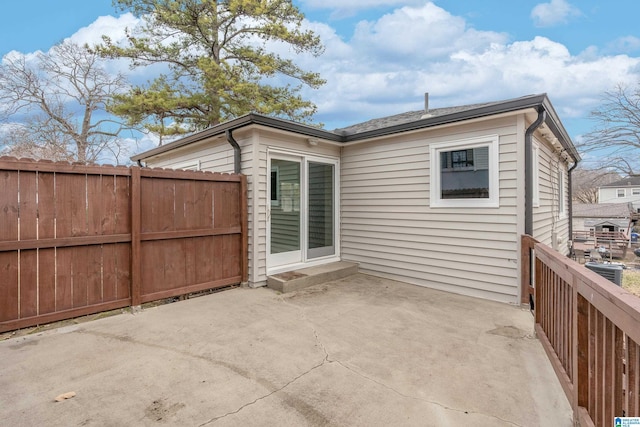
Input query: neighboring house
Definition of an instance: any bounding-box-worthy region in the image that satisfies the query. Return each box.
[599,176,640,212]
[132,93,580,304]
[572,202,634,235]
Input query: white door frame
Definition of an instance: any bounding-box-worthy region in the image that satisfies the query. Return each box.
[267,148,340,274]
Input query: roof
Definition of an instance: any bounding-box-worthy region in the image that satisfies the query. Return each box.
[132,93,580,163]
[572,202,634,218]
[600,176,640,188]
[334,101,500,135]
[583,219,630,228]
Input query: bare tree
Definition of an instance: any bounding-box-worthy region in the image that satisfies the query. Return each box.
[572,167,621,203]
[578,84,640,176]
[0,41,132,164]
[0,123,75,161]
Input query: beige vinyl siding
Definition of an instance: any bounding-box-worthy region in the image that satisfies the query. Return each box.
[341,116,521,303]
[532,135,570,254]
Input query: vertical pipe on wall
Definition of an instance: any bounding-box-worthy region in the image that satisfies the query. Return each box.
[225,129,241,174]
[525,109,546,236]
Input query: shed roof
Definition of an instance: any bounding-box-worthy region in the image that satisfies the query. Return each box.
[132,93,580,163]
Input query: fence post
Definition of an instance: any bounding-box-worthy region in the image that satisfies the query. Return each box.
[130,167,141,307]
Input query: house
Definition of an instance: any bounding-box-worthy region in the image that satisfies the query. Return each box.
[132,93,580,304]
[598,176,640,212]
[572,202,634,235]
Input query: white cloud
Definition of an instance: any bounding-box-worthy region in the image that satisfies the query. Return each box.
[300,0,423,13]
[66,13,140,47]
[531,0,581,28]
[294,2,640,135]
[6,1,640,146]
[606,36,640,54]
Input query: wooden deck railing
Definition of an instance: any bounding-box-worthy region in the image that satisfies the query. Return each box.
[522,235,640,426]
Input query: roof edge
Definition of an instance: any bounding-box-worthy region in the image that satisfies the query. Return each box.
[132,113,343,161]
[132,94,580,164]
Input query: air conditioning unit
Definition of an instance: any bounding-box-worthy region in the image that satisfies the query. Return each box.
[585,262,623,286]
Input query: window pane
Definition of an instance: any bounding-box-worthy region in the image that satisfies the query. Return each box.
[440,146,489,199]
[270,159,300,254]
[308,162,334,258]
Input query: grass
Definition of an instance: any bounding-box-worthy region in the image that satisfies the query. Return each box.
[623,269,640,297]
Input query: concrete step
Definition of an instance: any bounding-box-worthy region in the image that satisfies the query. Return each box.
[267,261,358,293]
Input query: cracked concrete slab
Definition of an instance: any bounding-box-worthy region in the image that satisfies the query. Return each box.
[0,273,572,426]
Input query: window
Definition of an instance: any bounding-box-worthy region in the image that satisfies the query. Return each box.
[270,166,280,206]
[430,135,499,208]
[617,189,626,198]
[557,168,565,217]
[633,188,640,196]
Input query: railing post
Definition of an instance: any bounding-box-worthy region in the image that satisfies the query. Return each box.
[130,167,141,307]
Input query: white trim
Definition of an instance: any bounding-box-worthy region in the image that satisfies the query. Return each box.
[430,135,500,208]
[557,167,566,219]
[267,255,342,276]
[266,147,340,271]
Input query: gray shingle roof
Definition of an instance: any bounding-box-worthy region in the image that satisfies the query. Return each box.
[334,100,504,135]
[572,202,634,218]
[600,176,640,188]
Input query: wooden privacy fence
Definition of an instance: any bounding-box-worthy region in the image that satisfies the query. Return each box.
[0,157,247,333]
[522,235,640,426]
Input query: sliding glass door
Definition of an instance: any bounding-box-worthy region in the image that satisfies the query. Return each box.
[268,153,338,270]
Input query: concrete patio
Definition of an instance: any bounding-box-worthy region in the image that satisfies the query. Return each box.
[0,273,572,426]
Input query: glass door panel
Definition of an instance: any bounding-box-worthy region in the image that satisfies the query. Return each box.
[269,158,301,265]
[307,162,334,259]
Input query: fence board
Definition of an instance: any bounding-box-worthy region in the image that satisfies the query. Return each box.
[19,250,38,318]
[0,170,19,241]
[39,248,56,315]
[38,172,56,239]
[0,158,246,333]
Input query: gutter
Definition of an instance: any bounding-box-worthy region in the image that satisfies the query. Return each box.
[525,109,546,236]
[225,129,241,174]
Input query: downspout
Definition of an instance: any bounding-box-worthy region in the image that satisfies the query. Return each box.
[225,129,241,174]
[525,109,546,236]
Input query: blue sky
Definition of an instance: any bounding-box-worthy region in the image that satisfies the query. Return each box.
[1,0,640,163]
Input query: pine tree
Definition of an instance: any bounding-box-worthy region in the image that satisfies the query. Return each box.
[97,0,325,141]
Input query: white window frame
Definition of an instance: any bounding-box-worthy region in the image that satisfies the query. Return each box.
[430,135,499,208]
[617,188,626,198]
[557,168,566,218]
[633,188,640,196]
[532,141,540,208]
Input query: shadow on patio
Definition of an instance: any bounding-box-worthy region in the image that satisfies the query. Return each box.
[0,273,571,426]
